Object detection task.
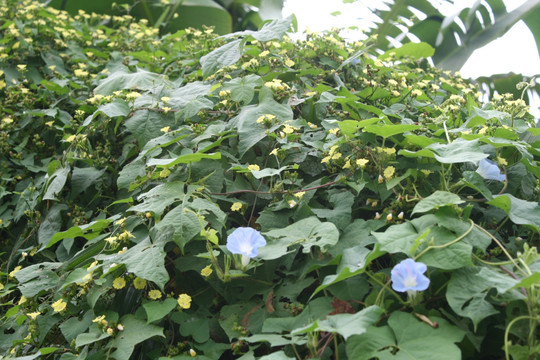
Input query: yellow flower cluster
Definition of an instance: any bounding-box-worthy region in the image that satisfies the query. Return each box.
[177,294,192,309]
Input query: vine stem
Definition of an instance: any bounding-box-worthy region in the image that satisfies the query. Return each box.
[473,223,526,277]
[504,315,538,360]
[211,174,348,196]
[414,219,474,261]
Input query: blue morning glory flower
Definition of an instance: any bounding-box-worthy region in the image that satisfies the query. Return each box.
[476,158,506,181]
[391,258,430,292]
[226,227,266,266]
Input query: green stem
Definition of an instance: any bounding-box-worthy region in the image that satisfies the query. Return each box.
[368,272,406,306]
[473,223,526,277]
[140,0,155,25]
[504,315,538,360]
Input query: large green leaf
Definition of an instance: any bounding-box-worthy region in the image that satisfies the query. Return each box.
[437,0,540,70]
[96,237,169,290]
[446,267,521,330]
[94,69,166,95]
[108,314,164,360]
[291,306,381,340]
[260,217,339,260]
[488,194,540,231]
[228,86,293,157]
[346,312,465,360]
[200,39,243,78]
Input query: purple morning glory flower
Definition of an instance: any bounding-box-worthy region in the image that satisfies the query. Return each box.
[391,258,430,292]
[226,227,266,266]
[476,158,506,181]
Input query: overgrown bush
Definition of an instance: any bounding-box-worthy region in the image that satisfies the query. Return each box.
[1,1,539,359]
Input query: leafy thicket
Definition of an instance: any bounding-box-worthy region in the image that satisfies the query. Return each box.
[1,0,539,359]
[43,0,285,35]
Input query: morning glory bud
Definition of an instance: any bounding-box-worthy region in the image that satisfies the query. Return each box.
[476,158,506,181]
[226,227,266,267]
[391,258,430,293]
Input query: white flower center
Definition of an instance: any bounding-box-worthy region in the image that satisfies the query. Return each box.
[403,275,417,288]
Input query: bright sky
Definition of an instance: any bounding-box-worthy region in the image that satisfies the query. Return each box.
[282,0,540,115]
[282,0,540,77]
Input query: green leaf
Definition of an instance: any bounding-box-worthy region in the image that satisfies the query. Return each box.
[226,15,293,42]
[38,204,67,247]
[292,306,381,340]
[412,191,464,214]
[426,138,488,164]
[372,214,438,254]
[311,191,354,229]
[171,0,232,34]
[380,42,435,61]
[75,329,110,347]
[43,166,70,201]
[488,194,540,231]
[94,68,166,95]
[146,152,221,168]
[129,181,188,217]
[447,267,513,330]
[155,204,203,251]
[312,245,385,297]
[462,171,493,200]
[229,86,293,157]
[200,39,243,78]
[71,167,106,197]
[96,237,169,290]
[93,99,130,119]
[260,217,339,259]
[108,314,164,360]
[124,110,171,146]
[143,298,177,323]
[346,312,465,360]
[513,272,540,289]
[222,74,263,104]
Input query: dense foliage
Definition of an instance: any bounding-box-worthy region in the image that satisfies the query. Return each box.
[1,1,539,359]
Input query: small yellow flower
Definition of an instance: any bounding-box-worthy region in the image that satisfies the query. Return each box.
[114,217,126,226]
[294,191,305,199]
[270,148,278,156]
[383,166,395,181]
[113,277,126,290]
[0,283,4,291]
[149,289,162,300]
[9,265,22,278]
[328,128,340,135]
[189,349,197,357]
[284,59,295,67]
[247,164,260,172]
[126,92,141,100]
[118,230,135,241]
[104,236,118,245]
[92,315,107,324]
[200,265,213,277]
[497,157,508,166]
[117,324,124,331]
[177,293,192,309]
[106,327,114,335]
[133,277,147,290]
[18,296,27,305]
[288,199,297,208]
[162,107,171,114]
[282,124,295,134]
[161,96,170,103]
[17,64,27,71]
[356,158,369,168]
[27,312,40,320]
[258,50,270,57]
[231,202,242,212]
[160,126,171,133]
[51,299,67,313]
